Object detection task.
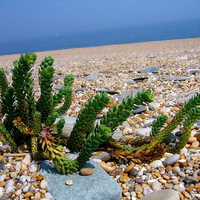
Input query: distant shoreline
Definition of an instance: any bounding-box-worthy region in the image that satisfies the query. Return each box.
[0,37,200,61]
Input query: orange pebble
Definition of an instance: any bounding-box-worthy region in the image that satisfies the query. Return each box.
[36,175,45,181]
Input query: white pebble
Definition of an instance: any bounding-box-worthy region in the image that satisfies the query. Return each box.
[144,119,155,126]
[45,192,53,199]
[26,176,31,182]
[150,160,163,168]
[29,163,38,172]
[5,179,14,188]
[0,174,6,181]
[137,167,146,176]
[6,186,14,194]
[15,189,22,196]
[23,154,32,164]
[15,162,21,171]
[40,180,48,189]
[0,187,4,198]
[122,127,132,135]
[134,128,151,137]
[23,185,30,193]
[19,175,26,183]
[172,167,181,173]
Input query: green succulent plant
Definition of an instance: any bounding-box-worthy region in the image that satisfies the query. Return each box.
[0,52,199,174]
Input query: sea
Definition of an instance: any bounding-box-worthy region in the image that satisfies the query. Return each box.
[0,19,200,56]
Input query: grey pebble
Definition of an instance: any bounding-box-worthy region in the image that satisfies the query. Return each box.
[177,171,186,178]
[129,168,138,176]
[135,177,144,184]
[55,85,64,90]
[75,88,88,92]
[164,154,180,166]
[172,167,181,173]
[132,105,147,114]
[185,176,199,184]
[163,133,178,144]
[151,181,162,191]
[143,187,154,196]
[96,90,119,95]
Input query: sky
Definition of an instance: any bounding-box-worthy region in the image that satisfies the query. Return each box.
[0,0,200,42]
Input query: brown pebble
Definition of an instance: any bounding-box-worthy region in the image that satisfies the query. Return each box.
[179,154,185,160]
[154,171,161,177]
[24,191,34,198]
[80,168,94,176]
[36,175,45,180]
[14,156,24,161]
[178,193,185,199]
[163,175,170,180]
[0,155,5,161]
[119,173,130,183]
[173,162,180,167]
[185,188,193,192]
[181,190,187,195]
[4,177,10,181]
[124,163,135,173]
[194,185,200,189]
[98,162,115,173]
[110,168,123,177]
[107,99,117,107]
[65,180,73,186]
[137,193,144,198]
[127,119,137,125]
[194,132,200,141]
[166,117,173,124]
[188,136,197,143]
[166,165,172,172]
[0,181,6,187]
[180,162,188,167]
[192,140,199,148]
[30,172,40,178]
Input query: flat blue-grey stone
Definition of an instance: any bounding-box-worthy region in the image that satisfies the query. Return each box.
[133,77,148,82]
[163,76,191,81]
[40,159,122,200]
[55,85,64,90]
[84,74,98,81]
[175,93,198,103]
[132,105,147,114]
[96,90,119,95]
[118,89,142,102]
[141,67,159,73]
[75,88,88,92]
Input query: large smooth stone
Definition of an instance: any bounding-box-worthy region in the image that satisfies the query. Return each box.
[40,159,122,200]
[140,189,180,200]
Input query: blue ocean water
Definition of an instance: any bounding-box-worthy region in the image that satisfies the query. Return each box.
[0,19,200,56]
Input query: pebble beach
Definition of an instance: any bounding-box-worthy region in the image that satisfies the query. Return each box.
[0,38,200,200]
